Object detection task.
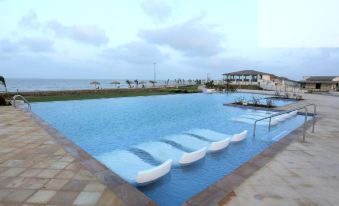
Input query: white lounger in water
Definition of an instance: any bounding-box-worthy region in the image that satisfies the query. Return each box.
[164,134,211,152]
[134,142,206,166]
[95,150,172,185]
[289,110,298,117]
[186,129,232,152]
[231,130,248,142]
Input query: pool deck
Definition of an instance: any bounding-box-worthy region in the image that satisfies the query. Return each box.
[221,91,339,206]
[1,91,339,205]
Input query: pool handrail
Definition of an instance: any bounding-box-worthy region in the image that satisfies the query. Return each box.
[253,104,316,142]
[12,95,31,110]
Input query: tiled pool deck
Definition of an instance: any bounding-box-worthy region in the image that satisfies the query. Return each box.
[1,92,339,205]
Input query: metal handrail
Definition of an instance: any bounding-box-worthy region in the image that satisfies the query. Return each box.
[12,95,31,110]
[253,103,316,142]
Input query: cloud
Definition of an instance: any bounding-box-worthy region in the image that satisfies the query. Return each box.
[19,10,39,29]
[0,39,21,53]
[46,21,109,46]
[141,0,172,21]
[19,11,109,46]
[0,38,53,54]
[20,37,54,52]
[103,41,168,64]
[139,14,224,57]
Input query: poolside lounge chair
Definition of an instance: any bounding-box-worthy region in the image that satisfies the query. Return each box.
[231,130,248,142]
[289,110,298,117]
[185,129,232,152]
[164,134,212,152]
[95,150,172,185]
[134,142,207,166]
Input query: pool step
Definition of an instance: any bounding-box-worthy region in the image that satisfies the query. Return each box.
[232,110,298,126]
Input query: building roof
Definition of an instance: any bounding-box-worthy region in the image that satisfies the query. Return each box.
[303,76,338,82]
[223,70,273,76]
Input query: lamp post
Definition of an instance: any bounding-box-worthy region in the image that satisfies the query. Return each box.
[153,62,156,82]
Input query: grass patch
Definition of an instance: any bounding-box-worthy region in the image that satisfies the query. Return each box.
[26,86,200,102]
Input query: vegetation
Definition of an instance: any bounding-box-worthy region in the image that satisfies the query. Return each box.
[235,84,262,90]
[0,93,10,106]
[232,96,275,108]
[149,80,156,87]
[204,80,215,89]
[204,80,237,92]
[194,79,202,85]
[273,91,303,100]
[25,86,200,102]
[134,80,139,88]
[0,75,7,92]
[126,80,133,88]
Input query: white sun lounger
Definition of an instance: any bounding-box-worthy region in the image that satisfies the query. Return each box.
[164,134,212,151]
[231,130,248,142]
[288,110,298,117]
[134,142,206,166]
[95,150,172,185]
[188,128,249,144]
[186,129,232,152]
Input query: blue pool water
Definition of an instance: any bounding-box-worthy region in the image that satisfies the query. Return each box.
[32,93,304,206]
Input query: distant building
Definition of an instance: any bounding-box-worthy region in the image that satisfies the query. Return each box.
[222,70,299,91]
[223,70,277,83]
[300,76,339,92]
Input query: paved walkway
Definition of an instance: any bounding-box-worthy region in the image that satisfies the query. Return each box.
[224,92,339,206]
[1,92,339,206]
[0,107,126,205]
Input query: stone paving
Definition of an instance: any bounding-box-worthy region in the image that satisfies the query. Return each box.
[0,107,127,206]
[223,92,339,206]
[1,92,339,206]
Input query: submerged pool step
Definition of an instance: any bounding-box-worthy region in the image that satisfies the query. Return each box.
[134,142,207,166]
[95,150,172,185]
[232,110,298,126]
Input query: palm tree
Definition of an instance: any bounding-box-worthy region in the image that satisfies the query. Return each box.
[149,80,156,87]
[134,80,139,88]
[126,80,133,88]
[0,76,7,92]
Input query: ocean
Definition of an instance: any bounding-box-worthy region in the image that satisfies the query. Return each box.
[3,79,180,92]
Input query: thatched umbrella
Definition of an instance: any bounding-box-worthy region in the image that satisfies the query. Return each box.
[139,80,146,88]
[90,80,100,89]
[110,81,120,88]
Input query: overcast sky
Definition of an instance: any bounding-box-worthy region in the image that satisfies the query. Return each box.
[0,0,338,80]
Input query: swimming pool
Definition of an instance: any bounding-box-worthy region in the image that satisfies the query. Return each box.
[32,93,304,206]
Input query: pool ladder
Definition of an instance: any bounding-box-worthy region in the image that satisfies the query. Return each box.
[12,95,31,110]
[253,104,316,142]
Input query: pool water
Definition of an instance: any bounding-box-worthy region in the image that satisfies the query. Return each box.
[32,93,304,206]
